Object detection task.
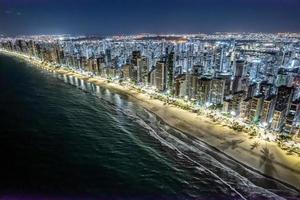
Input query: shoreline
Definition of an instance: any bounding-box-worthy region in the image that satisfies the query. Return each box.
[89,78,300,192]
[1,50,300,192]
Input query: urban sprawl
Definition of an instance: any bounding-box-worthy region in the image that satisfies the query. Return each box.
[1,33,300,147]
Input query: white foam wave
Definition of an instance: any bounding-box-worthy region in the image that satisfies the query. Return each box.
[118,108,286,200]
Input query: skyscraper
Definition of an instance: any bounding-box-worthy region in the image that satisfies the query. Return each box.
[155,61,166,92]
[167,52,175,92]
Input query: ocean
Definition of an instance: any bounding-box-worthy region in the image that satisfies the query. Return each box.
[0,54,299,200]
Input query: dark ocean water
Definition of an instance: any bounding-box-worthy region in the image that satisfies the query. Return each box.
[0,54,299,200]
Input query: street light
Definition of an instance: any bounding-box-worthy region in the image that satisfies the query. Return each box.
[205,102,211,108]
[230,111,236,117]
[262,122,268,128]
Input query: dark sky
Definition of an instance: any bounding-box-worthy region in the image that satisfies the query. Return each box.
[0,0,300,36]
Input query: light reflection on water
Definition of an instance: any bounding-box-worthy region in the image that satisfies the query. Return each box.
[1,54,299,200]
[50,70,300,200]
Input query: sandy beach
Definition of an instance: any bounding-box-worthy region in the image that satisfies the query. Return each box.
[89,78,300,192]
[1,50,300,192]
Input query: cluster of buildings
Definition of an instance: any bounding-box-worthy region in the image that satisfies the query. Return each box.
[1,33,300,139]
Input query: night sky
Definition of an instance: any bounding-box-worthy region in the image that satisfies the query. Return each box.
[0,0,300,36]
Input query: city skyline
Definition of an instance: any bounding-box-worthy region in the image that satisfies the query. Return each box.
[1,0,300,36]
[1,1,300,199]
[1,33,300,196]
[2,32,300,136]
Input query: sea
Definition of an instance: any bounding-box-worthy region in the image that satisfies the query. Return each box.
[0,54,299,200]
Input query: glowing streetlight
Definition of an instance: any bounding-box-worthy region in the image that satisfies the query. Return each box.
[205,102,211,107]
[262,122,268,128]
[230,111,236,117]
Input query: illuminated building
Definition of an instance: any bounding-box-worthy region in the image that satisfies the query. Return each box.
[284,99,300,134]
[210,78,225,105]
[1,33,300,137]
[260,95,276,127]
[240,98,252,123]
[166,51,175,91]
[249,95,264,123]
[155,61,166,91]
[198,77,211,105]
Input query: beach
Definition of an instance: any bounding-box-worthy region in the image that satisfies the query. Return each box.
[89,78,300,192]
[1,49,300,192]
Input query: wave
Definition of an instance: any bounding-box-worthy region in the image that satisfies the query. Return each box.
[51,72,299,200]
[97,100,282,199]
[102,101,294,200]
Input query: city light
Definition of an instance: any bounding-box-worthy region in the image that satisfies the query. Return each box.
[230,111,236,117]
[1,32,300,149]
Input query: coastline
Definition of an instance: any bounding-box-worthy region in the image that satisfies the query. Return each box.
[1,50,300,192]
[89,79,300,192]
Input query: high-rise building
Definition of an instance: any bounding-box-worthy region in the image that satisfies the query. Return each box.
[148,66,156,87]
[137,56,148,84]
[246,83,257,99]
[249,95,264,123]
[198,77,211,105]
[271,86,294,131]
[174,74,186,98]
[232,92,244,115]
[96,56,106,76]
[260,95,276,127]
[260,81,273,97]
[271,110,288,131]
[105,49,112,66]
[166,52,175,91]
[284,99,300,134]
[275,86,293,112]
[155,61,166,92]
[122,64,133,80]
[210,78,225,105]
[233,60,246,77]
[240,97,253,123]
